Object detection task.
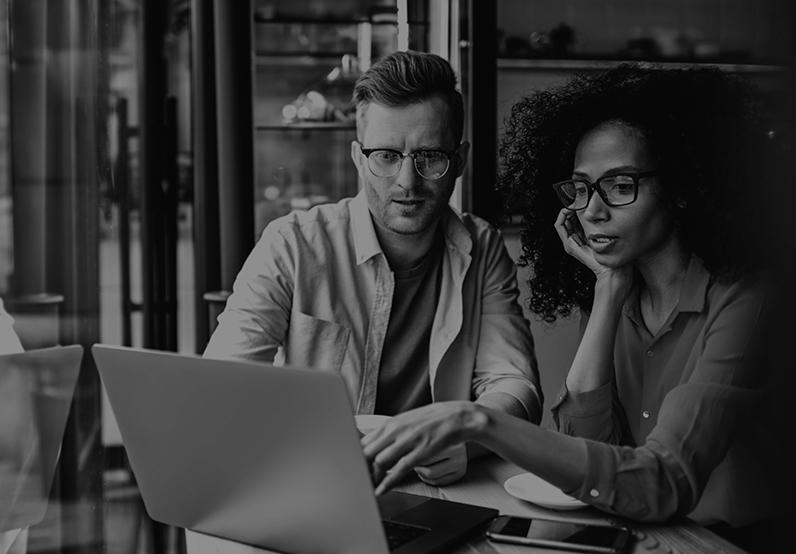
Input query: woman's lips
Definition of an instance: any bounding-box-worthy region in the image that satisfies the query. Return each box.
[588,234,618,252]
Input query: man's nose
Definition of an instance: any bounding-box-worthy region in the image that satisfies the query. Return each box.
[396,155,421,191]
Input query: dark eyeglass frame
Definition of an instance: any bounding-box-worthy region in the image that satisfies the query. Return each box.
[551,171,659,211]
[356,140,457,181]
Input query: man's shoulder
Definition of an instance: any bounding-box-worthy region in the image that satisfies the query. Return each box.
[264,197,355,241]
[446,208,504,247]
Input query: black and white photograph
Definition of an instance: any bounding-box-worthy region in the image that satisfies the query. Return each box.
[1,1,794,553]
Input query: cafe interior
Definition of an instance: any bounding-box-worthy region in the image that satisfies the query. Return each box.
[0,0,793,553]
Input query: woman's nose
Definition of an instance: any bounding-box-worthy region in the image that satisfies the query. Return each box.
[582,189,609,221]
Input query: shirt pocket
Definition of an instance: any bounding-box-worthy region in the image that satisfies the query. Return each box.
[284,311,351,373]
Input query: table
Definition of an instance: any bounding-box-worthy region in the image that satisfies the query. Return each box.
[184,456,747,554]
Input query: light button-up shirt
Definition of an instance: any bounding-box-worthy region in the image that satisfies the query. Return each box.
[205,191,541,418]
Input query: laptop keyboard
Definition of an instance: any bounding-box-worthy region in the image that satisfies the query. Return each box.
[382,520,430,550]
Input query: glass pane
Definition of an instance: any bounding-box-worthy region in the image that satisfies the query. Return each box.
[253,0,372,21]
[254,128,358,235]
[254,21,360,55]
[250,0,429,240]
[0,1,10,292]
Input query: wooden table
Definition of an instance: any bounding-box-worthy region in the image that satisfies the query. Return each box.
[185,456,747,554]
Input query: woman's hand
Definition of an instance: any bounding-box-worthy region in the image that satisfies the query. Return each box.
[554,209,633,296]
[555,208,604,274]
[361,401,483,495]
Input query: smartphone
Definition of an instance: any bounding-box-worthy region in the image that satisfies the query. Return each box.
[485,515,632,553]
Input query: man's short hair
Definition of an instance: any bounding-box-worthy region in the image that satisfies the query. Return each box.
[353,50,464,144]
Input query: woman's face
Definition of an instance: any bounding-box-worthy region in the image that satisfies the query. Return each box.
[573,122,677,268]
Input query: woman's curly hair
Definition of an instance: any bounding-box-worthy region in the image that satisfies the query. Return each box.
[497,64,784,323]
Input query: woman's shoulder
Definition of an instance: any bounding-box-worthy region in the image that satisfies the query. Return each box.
[700,261,774,329]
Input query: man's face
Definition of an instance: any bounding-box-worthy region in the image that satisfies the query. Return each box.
[351,97,469,239]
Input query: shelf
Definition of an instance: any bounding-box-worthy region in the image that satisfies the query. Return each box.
[254,16,429,25]
[497,58,786,73]
[256,122,356,131]
[254,54,356,65]
[255,16,368,24]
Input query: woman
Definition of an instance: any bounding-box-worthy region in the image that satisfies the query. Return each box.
[361,65,783,548]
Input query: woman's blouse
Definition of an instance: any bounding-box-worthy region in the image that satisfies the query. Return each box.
[551,256,777,526]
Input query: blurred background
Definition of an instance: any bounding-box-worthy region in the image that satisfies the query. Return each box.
[0,1,792,553]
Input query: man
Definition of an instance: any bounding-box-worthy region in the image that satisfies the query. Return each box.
[205,51,541,485]
[1,297,28,554]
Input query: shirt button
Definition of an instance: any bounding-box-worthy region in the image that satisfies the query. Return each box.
[589,488,600,498]
[642,410,651,419]
[646,349,654,357]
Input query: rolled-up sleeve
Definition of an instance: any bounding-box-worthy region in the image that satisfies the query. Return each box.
[551,381,629,444]
[204,225,294,362]
[558,278,767,522]
[568,383,760,521]
[470,230,542,422]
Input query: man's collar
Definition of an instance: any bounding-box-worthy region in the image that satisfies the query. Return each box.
[439,204,472,255]
[350,190,383,265]
[348,189,473,266]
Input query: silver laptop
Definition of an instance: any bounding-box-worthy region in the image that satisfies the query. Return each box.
[0,345,83,532]
[92,344,498,554]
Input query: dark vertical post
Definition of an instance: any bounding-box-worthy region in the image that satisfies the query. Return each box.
[466,0,498,224]
[164,96,179,350]
[140,0,165,349]
[140,0,178,352]
[191,0,221,352]
[9,0,47,295]
[213,0,254,292]
[116,97,133,346]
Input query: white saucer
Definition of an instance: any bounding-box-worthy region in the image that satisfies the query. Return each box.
[504,472,588,510]
[354,414,391,435]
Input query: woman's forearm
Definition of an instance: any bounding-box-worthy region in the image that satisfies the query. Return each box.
[566,276,627,393]
[465,404,589,493]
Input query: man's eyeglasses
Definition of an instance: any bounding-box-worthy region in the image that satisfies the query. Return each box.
[551,171,659,211]
[357,141,455,180]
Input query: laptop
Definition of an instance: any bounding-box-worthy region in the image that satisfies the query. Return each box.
[0,345,83,532]
[92,344,498,554]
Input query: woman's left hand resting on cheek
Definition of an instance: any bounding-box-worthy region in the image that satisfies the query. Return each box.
[361,401,487,495]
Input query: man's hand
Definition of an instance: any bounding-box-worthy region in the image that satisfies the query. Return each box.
[413,444,467,486]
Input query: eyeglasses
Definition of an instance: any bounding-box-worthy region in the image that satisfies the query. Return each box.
[551,171,659,211]
[357,141,455,180]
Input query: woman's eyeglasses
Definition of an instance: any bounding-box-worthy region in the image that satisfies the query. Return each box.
[552,171,659,211]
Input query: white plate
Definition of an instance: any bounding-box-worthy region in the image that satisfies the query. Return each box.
[504,472,588,510]
[354,414,391,435]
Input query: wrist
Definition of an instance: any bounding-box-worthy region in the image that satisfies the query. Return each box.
[461,403,491,443]
[594,271,631,305]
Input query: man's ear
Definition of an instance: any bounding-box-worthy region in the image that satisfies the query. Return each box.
[454,141,470,178]
[351,140,363,171]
